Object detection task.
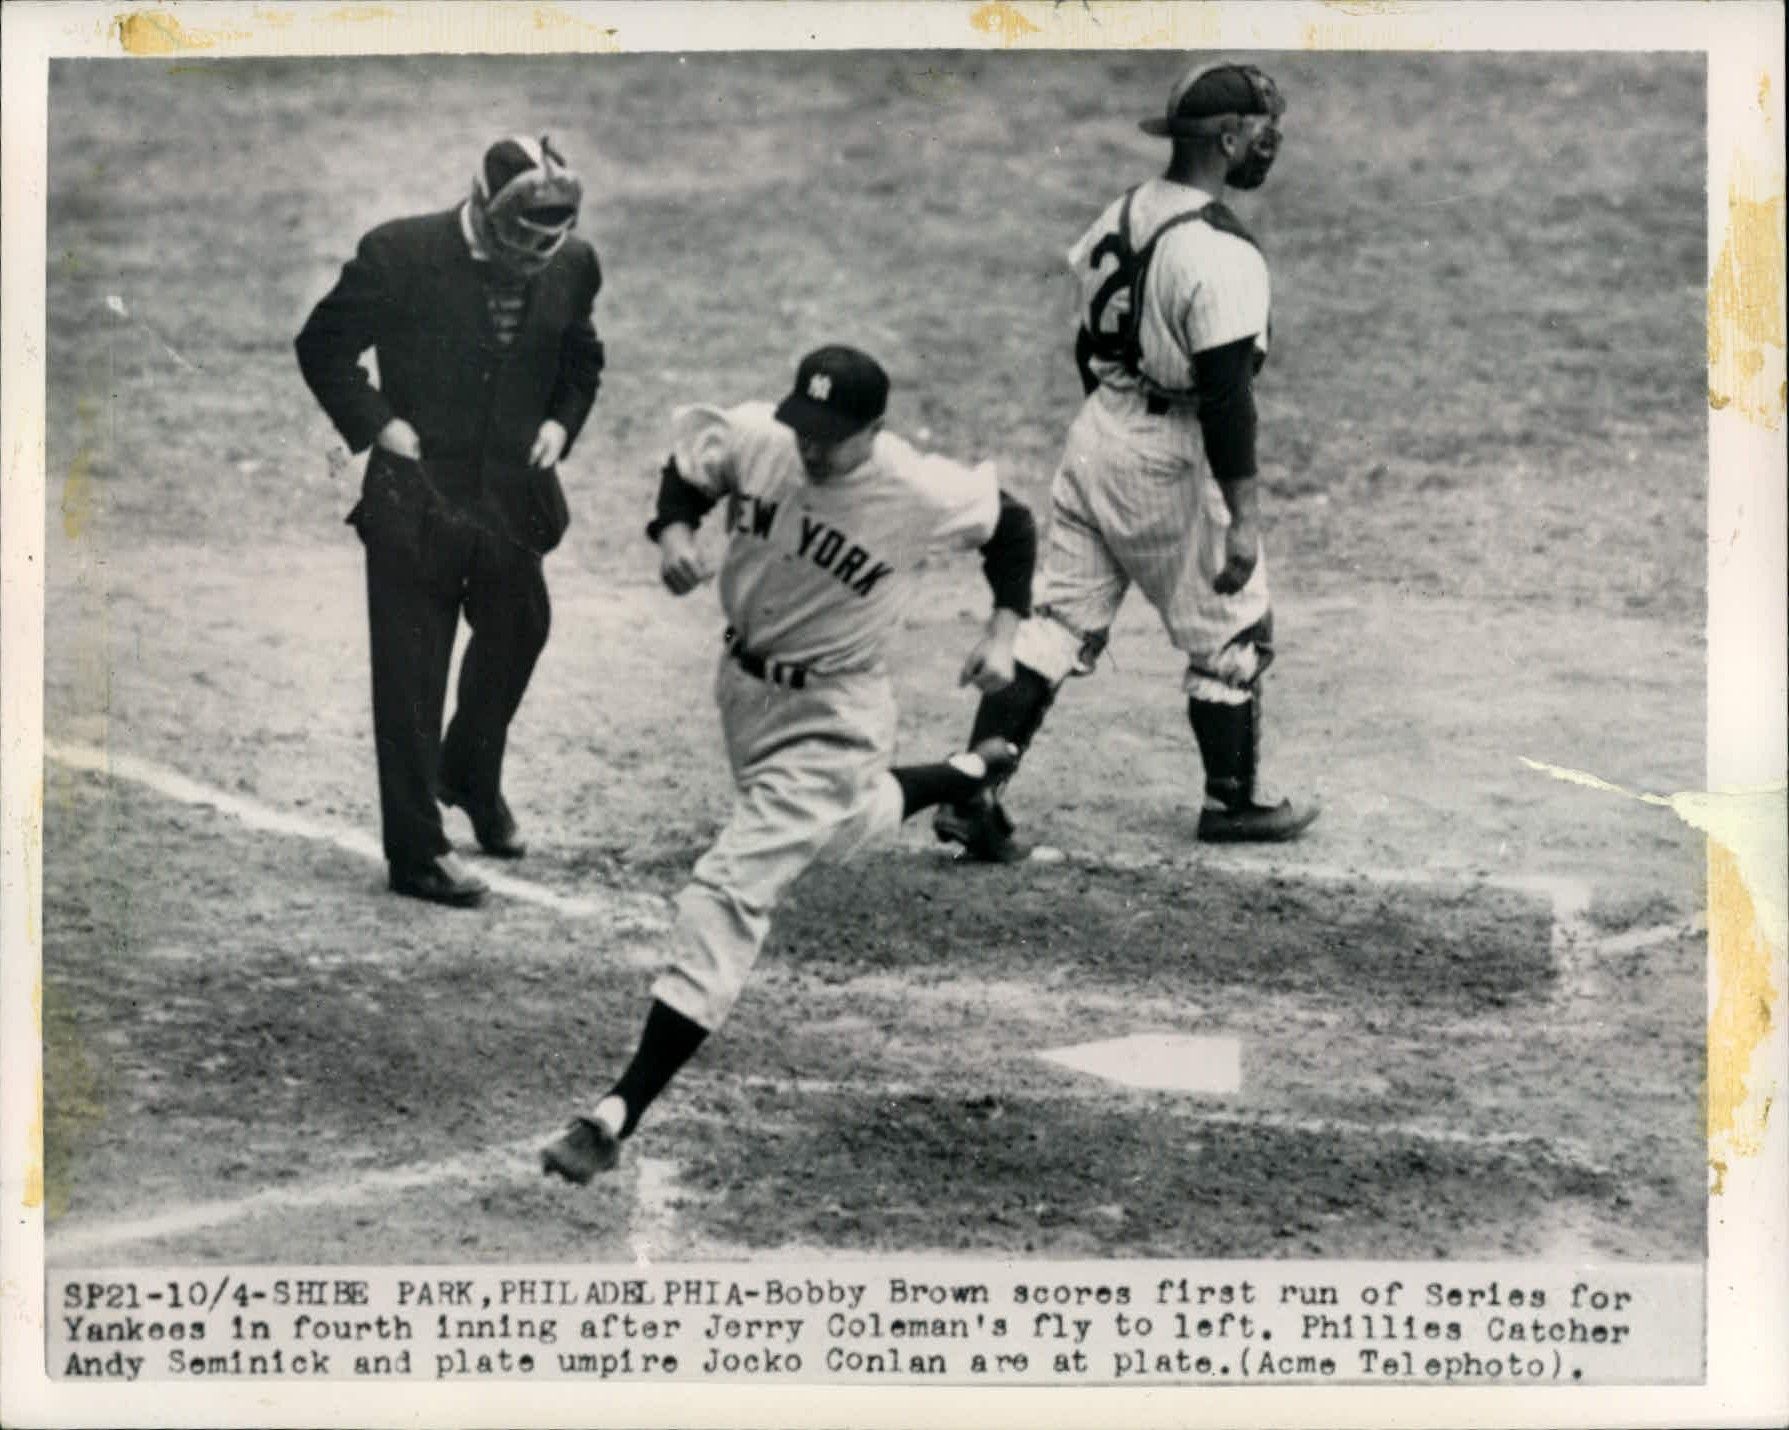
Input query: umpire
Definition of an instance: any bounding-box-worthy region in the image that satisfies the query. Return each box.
[297,134,605,907]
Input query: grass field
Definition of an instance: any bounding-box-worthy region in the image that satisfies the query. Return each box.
[42,50,1707,1266]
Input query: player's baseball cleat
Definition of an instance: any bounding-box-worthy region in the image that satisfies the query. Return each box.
[440,786,527,859]
[934,793,1032,864]
[541,1117,620,1183]
[388,854,489,907]
[1196,794,1320,843]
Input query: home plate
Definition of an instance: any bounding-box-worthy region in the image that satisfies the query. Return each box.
[1037,1033,1242,1095]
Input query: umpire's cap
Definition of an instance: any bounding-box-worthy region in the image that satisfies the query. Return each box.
[1141,61,1285,138]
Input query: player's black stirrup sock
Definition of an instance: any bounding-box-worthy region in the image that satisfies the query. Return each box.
[969,662,1056,754]
[606,1000,709,1138]
[894,757,997,819]
[1187,694,1259,808]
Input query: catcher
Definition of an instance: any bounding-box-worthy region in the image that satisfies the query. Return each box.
[935,60,1319,862]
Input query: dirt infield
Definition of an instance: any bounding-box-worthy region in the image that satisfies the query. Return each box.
[41,50,1707,1266]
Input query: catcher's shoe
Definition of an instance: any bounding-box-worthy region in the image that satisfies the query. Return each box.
[1196,791,1320,844]
[541,1117,620,1184]
[934,792,1031,864]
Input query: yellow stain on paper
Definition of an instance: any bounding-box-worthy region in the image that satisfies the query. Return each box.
[1707,843,1777,1190]
[1522,759,1786,1192]
[528,5,621,51]
[1708,152,1787,428]
[1301,17,1440,51]
[41,981,106,1222]
[23,985,43,1210]
[1318,0,1421,14]
[62,447,94,541]
[970,2,1041,47]
[112,9,246,54]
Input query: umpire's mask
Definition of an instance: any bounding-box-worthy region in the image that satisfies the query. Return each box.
[470,134,583,278]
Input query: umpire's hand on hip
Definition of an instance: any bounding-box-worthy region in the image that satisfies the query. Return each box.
[375,417,423,460]
[529,419,569,469]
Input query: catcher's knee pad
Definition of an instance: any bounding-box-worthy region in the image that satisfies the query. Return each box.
[1011,610,1109,687]
[1183,613,1274,703]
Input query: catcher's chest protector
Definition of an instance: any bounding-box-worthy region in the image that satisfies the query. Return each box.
[1076,189,1261,392]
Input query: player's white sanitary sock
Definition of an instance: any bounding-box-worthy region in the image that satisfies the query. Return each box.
[590,1095,627,1140]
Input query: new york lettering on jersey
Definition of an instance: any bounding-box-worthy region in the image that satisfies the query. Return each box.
[724,489,895,597]
[670,402,995,672]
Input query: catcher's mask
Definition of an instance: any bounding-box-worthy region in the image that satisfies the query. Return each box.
[1141,61,1286,190]
[471,134,582,277]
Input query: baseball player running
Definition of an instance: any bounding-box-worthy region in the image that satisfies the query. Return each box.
[543,344,1036,1181]
[935,59,1318,863]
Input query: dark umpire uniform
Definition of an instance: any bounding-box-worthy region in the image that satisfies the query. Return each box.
[296,135,604,906]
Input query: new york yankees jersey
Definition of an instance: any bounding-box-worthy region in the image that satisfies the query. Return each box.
[671,402,1001,674]
[1071,178,1271,399]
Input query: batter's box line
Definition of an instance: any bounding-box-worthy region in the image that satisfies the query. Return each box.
[43,739,670,933]
[911,834,1677,1007]
[684,1072,1617,1179]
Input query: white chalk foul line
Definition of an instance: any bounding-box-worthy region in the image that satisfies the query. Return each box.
[54,1134,694,1263]
[45,739,668,931]
[52,1135,548,1260]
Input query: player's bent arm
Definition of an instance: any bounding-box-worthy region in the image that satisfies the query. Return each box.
[644,456,720,543]
[545,245,605,458]
[1193,337,1265,595]
[294,229,400,454]
[979,491,1037,620]
[955,494,1035,690]
[647,456,720,596]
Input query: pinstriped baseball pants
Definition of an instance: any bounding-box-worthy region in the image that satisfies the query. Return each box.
[1015,386,1272,697]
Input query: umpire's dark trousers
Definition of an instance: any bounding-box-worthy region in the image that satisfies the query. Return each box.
[350,449,550,869]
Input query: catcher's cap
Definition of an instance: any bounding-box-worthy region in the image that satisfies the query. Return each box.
[775,345,889,443]
[1140,61,1285,138]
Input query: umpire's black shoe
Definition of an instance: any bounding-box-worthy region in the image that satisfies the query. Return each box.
[388,853,489,907]
[440,786,527,859]
[542,1117,620,1183]
[1196,793,1320,844]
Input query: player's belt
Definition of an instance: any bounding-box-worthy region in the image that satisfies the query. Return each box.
[724,628,809,690]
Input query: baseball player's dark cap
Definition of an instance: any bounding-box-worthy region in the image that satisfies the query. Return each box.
[1140,61,1285,137]
[775,345,890,443]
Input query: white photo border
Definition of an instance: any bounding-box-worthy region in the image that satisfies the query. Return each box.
[3,3,1784,1427]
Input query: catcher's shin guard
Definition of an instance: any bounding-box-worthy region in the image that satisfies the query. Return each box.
[1187,689,1318,843]
[1187,691,1260,808]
